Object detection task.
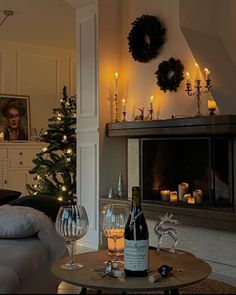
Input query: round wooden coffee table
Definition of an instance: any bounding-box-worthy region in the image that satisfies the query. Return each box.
[51,249,211,294]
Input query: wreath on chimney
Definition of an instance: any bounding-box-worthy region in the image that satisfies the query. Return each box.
[155,57,184,92]
[127,14,166,63]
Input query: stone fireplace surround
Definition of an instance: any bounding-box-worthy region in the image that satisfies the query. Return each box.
[103,115,236,285]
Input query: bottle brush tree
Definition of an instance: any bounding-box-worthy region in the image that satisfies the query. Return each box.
[27,86,76,203]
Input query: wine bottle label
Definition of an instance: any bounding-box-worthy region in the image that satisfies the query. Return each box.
[124,239,149,271]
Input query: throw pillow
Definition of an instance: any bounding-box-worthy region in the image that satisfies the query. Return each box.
[0,204,40,238]
[0,189,21,206]
[9,195,68,222]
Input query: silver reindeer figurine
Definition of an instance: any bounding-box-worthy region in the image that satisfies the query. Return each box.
[154,212,180,253]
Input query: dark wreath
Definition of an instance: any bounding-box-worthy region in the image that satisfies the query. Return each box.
[127,14,166,63]
[155,57,184,92]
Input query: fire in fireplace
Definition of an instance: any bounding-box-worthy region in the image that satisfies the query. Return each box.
[141,137,233,209]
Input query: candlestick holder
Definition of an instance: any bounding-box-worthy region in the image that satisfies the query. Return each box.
[185,79,212,117]
[122,111,126,122]
[113,94,119,122]
[208,107,216,116]
[149,109,153,120]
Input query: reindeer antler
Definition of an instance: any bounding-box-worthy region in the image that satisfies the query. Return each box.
[161,212,180,224]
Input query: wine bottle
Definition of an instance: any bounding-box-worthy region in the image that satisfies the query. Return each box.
[124,186,149,277]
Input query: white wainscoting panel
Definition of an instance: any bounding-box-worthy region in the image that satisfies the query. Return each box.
[0,50,4,93]
[70,57,76,96]
[76,2,99,249]
[16,52,59,134]
[77,4,98,121]
[77,135,99,249]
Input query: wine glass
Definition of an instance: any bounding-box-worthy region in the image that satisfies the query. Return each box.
[55,204,89,270]
[102,203,127,267]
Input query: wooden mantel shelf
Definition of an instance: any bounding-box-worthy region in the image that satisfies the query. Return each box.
[106,115,236,137]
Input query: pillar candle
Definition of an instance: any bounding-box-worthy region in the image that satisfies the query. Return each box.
[208,100,216,111]
[193,189,203,204]
[0,132,4,141]
[160,190,170,201]
[183,193,191,203]
[170,191,178,202]
[187,195,196,204]
[178,182,189,202]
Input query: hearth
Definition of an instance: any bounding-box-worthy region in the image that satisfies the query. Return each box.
[107,115,236,212]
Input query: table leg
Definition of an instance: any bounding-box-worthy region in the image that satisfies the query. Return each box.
[170,289,179,294]
[80,287,87,294]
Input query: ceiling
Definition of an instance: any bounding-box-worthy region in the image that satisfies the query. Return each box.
[0,0,77,50]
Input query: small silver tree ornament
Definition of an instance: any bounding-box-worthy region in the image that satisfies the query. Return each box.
[154,212,180,253]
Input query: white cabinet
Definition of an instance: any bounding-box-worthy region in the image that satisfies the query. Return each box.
[0,142,46,195]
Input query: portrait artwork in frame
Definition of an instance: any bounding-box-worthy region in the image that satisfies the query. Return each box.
[0,94,30,141]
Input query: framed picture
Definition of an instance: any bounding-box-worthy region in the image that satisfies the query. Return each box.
[0,94,30,141]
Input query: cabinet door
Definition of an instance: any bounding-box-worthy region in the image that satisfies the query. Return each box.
[8,170,34,196]
[0,160,8,188]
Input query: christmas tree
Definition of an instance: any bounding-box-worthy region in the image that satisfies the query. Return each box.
[27,86,76,202]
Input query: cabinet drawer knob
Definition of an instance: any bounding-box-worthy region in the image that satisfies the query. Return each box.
[19,152,23,155]
[19,161,23,165]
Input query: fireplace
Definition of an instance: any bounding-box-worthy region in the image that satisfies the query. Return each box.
[107,115,236,212]
[140,137,233,209]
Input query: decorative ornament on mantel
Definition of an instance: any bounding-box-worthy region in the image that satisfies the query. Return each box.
[155,57,184,92]
[185,63,212,117]
[117,173,124,198]
[127,14,166,63]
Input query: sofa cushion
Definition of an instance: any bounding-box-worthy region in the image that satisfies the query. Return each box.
[0,189,21,206]
[9,195,68,222]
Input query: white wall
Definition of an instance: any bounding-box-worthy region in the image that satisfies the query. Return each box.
[180,0,236,114]
[118,0,214,121]
[0,40,76,137]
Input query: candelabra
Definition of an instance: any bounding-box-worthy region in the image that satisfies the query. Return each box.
[113,93,119,122]
[185,70,212,117]
[122,111,126,122]
[149,109,153,120]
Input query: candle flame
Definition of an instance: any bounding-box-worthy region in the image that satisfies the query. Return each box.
[150,95,153,101]
[186,72,190,77]
[122,98,126,104]
[204,68,210,74]
[195,63,199,68]
[115,72,118,78]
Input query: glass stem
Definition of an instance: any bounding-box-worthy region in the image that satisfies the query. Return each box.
[69,241,75,266]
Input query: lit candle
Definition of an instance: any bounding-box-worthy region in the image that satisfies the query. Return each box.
[122,98,126,112]
[149,96,154,110]
[195,63,200,86]
[186,72,191,84]
[0,132,4,141]
[114,72,118,96]
[170,191,178,202]
[187,195,196,204]
[208,100,216,111]
[193,189,203,204]
[183,193,191,203]
[204,68,211,80]
[160,190,170,201]
[178,182,189,202]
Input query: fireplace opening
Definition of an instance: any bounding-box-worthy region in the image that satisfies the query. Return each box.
[141,137,233,210]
